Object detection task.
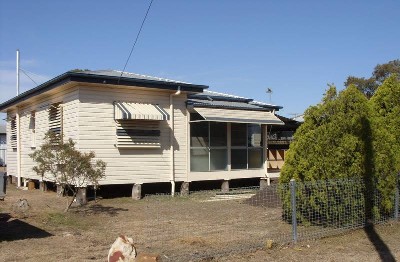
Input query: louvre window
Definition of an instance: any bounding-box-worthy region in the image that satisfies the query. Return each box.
[30,111,36,148]
[116,120,161,148]
[49,103,62,136]
[10,116,17,149]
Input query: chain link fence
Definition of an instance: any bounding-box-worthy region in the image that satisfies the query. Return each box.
[141,177,400,261]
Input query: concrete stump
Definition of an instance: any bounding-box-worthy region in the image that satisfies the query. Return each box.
[260,178,269,190]
[221,180,230,193]
[39,181,47,192]
[180,182,190,196]
[57,184,65,197]
[76,187,87,205]
[132,184,142,200]
[28,181,35,190]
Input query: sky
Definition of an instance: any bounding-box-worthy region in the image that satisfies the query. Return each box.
[1,0,400,125]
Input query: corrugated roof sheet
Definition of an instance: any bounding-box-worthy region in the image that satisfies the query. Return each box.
[81,70,192,85]
[187,90,282,111]
[188,99,266,111]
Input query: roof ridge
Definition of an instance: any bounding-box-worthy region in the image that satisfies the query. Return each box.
[204,90,249,99]
[111,70,191,84]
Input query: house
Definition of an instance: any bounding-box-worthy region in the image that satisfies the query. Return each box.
[0,69,285,198]
[266,115,301,179]
[0,124,6,167]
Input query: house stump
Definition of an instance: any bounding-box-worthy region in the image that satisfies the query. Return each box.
[221,180,230,193]
[39,181,47,192]
[132,184,142,200]
[76,187,88,205]
[260,178,269,190]
[180,182,190,196]
[56,184,65,197]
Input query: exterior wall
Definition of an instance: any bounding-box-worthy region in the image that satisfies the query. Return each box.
[0,134,6,166]
[6,111,16,175]
[78,85,188,185]
[6,86,79,181]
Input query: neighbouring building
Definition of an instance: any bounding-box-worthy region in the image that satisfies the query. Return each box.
[0,124,6,166]
[0,69,293,198]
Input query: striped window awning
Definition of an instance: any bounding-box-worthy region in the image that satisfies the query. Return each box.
[114,102,169,121]
[192,107,284,125]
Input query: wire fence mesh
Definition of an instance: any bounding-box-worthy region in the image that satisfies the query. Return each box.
[140,177,400,261]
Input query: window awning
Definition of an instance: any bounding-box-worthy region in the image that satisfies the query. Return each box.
[114,102,169,120]
[192,107,284,125]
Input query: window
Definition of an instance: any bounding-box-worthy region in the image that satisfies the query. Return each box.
[190,118,228,171]
[30,111,36,148]
[189,113,265,172]
[116,120,161,148]
[49,103,62,137]
[10,116,17,149]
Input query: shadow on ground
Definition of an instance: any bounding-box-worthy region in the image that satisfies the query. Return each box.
[72,204,129,216]
[0,213,53,241]
[364,225,396,262]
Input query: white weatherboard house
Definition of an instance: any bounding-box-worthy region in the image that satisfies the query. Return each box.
[0,70,284,198]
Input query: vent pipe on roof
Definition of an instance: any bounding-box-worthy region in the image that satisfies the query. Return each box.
[16,49,20,96]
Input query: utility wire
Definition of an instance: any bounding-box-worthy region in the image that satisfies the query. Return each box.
[20,68,38,85]
[20,68,46,79]
[118,0,154,84]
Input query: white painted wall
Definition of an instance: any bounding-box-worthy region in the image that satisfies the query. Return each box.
[78,85,188,185]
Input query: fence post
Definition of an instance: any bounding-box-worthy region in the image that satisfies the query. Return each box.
[290,178,298,243]
[395,174,399,220]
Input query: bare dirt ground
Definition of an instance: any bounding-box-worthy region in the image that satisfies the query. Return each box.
[1,184,400,262]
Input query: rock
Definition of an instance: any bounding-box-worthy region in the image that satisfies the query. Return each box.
[266,239,274,249]
[12,199,30,218]
[108,235,137,262]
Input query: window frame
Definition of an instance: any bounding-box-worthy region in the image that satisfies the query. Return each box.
[189,113,265,172]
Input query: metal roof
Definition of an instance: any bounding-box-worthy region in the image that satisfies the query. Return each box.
[187,99,269,111]
[81,70,193,84]
[0,70,208,112]
[187,90,282,111]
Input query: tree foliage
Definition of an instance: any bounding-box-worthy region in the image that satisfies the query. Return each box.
[30,132,106,211]
[344,59,400,98]
[281,76,400,225]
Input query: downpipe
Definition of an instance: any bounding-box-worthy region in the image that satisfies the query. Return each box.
[170,87,181,196]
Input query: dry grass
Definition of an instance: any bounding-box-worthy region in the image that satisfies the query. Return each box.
[0,184,399,262]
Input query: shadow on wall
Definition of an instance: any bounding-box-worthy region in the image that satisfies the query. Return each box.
[0,213,53,241]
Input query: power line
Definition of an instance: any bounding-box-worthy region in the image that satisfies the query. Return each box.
[20,68,38,85]
[20,68,46,79]
[118,0,154,84]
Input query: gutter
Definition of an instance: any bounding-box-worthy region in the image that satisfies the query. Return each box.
[170,86,181,196]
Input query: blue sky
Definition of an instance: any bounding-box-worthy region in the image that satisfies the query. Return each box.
[1,0,399,125]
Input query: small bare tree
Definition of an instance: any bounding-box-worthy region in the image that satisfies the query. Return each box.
[30,132,106,211]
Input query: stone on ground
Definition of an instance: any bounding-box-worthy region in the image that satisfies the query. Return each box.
[108,235,137,262]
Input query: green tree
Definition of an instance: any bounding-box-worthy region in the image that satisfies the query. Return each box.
[281,85,370,183]
[344,59,400,98]
[30,132,106,211]
[280,82,398,225]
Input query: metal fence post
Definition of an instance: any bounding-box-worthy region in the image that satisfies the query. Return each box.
[395,174,399,219]
[290,178,298,243]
